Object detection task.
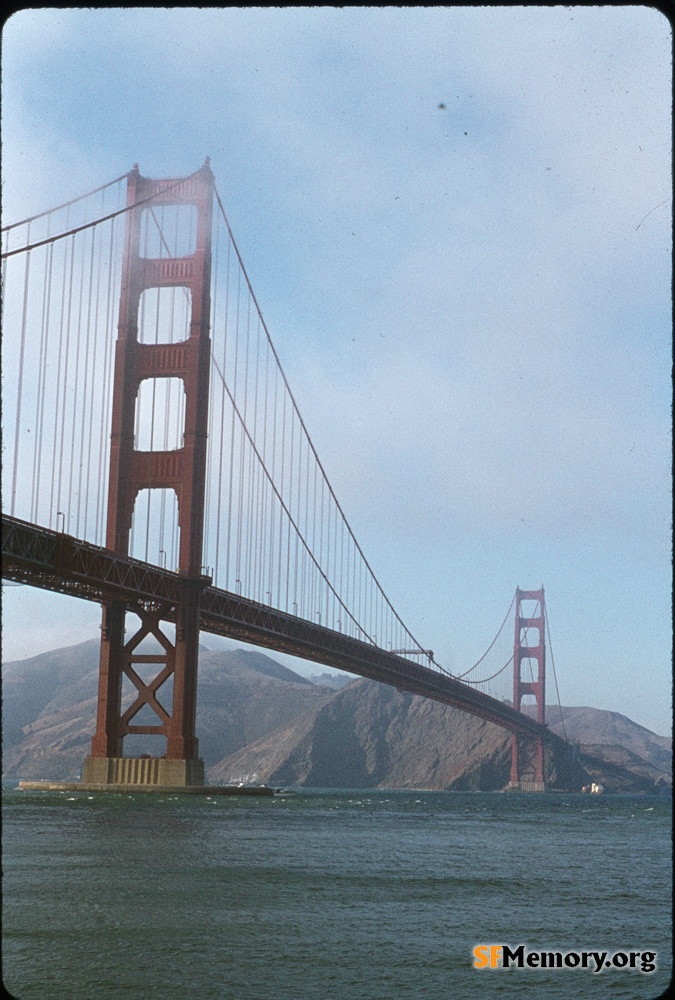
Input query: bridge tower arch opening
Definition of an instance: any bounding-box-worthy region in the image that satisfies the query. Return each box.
[84,162,214,788]
[509,587,546,791]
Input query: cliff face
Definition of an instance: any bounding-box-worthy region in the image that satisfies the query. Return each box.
[3,639,671,793]
[260,681,516,790]
[207,679,669,793]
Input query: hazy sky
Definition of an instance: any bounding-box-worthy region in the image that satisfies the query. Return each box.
[1,7,671,734]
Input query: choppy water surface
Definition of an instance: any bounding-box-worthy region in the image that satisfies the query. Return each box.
[2,786,671,999]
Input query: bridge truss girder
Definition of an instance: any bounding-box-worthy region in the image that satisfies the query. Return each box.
[3,514,556,746]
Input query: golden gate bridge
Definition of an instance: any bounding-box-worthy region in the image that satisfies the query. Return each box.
[2,162,569,791]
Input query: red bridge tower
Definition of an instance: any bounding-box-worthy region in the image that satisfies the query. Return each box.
[509,587,546,791]
[84,163,213,787]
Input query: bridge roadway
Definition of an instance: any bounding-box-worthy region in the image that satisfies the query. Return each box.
[2,514,552,741]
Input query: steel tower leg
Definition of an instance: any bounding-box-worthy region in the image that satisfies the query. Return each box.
[85,163,214,787]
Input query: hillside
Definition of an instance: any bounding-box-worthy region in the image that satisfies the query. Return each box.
[208,679,670,793]
[543,704,672,771]
[3,639,670,792]
[208,679,519,789]
[2,640,333,780]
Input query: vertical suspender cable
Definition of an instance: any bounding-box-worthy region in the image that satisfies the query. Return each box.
[248,329,257,596]
[76,222,98,536]
[205,207,221,571]
[49,226,69,523]
[67,218,88,527]
[293,410,302,601]
[49,214,69,524]
[311,459,318,620]
[251,311,260,598]
[56,233,76,526]
[10,222,31,516]
[243,292,253,593]
[269,361,279,603]
[287,408,295,611]
[66,226,84,524]
[96,212,116,542]
[303,429,311,618]
[278,391,287,609]
[32,228,54,523]
[236,282,247,592]
[84,194,106,539]
[260,327,271,601]
[225,265,241,590]
[214,231,230,585]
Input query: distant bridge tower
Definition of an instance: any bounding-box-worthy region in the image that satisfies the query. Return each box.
[509,587,546,791]
[84,163,214,787]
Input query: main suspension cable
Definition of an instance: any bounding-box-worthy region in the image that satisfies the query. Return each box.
[453,591,517,679]
[461,653,514,686]
[213,185,431,661]
[2,171,203,259]
[1,173,127,234]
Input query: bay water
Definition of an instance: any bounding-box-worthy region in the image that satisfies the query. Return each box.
[2,786,671,999]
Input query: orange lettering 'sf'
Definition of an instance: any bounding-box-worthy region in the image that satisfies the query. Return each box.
[473,945,503,969]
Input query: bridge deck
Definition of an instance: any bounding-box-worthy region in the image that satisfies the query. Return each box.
[2,514,551,740]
